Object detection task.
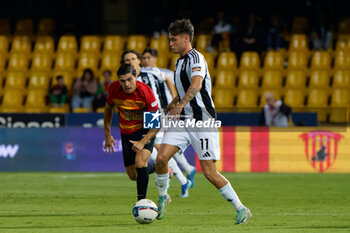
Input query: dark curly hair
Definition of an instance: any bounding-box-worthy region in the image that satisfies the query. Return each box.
[168,18,194,42]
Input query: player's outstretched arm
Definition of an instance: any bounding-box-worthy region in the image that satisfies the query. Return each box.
[164,75,177,99]
[164,96,179,115]
[130,128,160,153]
[104,102,116,153]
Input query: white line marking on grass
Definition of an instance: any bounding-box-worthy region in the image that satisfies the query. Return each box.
[59,173,125,179]
[270,213,350,216]
[0,212,349,216]
[169,212,350,216]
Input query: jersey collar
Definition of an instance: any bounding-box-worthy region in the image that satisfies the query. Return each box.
[180,48,196,59]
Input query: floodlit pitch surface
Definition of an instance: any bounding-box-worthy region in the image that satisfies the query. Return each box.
[0,173,349,233]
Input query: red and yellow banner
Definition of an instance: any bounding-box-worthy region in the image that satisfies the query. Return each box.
[195,126,350,173]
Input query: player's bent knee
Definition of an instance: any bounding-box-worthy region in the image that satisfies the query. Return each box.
[155,154,168,167]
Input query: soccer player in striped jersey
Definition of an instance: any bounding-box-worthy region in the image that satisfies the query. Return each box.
[155,19,251,224]
[142,48,197,188]
[121,50,193,198]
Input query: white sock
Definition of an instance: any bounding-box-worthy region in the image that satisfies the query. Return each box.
[149,147,157,163]
[219,182,244,211]
[173,151,194,175]
[168,158,187,185]
[155,173,169,196]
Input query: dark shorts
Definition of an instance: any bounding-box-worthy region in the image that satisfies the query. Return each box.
[121,129,155,167]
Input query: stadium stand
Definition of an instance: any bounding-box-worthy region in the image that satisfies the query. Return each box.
[11,36,32,55]
[0,35,9,54]
[0,89,24,113]
[309,70,331,90]
[306,89,329,122]
[80,36,101,54]
[103,36,124,53]
[14,19,33,37]
[31,53,53,72]
[237,70,259,89]
[24,89,48,113]
[34,36,55,55]
[214,70,236,89]
[235,89,258,111]
[0,14,349,124]
[57,36,78,54]
[7,53,30,71]
[261,70,283,89]
[36,18,55,36]
[333,70,350,88]
[4,71,27,90]
[216,51,237,72]
[213,89,234,109]
[239,51,261,72]
[126,35,147,54]
[28,71,51,90]
[284,70,306,89]
[263,51,284,72]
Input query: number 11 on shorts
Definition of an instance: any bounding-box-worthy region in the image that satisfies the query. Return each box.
[200,138,209,150]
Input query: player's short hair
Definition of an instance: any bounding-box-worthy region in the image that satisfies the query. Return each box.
[117,64,137,77]
[168,18,194,42]
[121,50,142,64]
[143,48,158,58]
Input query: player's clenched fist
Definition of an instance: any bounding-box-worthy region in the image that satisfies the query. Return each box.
[129,140,145,153]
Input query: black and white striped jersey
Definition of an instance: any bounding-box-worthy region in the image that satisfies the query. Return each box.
[138,67,168,110]
[174,48,216,121]
[159,68,174,104]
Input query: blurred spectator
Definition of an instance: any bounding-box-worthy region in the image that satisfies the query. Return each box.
[238,14,264,58]
[93,70,113,111]
[50,75,67,107]
[142,48,159,67]
[72,69,98,111]
[206,11,234,53]
[266,15,287,50]
[310,13,332,50]
[259,92,291,127]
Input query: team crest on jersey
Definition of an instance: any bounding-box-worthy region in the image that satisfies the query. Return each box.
[300,131,343,173]
[192,66,201,72]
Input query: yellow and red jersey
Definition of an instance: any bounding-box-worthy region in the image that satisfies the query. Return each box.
[107,80,158,135]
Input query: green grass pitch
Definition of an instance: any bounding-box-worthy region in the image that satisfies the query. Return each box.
[0,172,349,233]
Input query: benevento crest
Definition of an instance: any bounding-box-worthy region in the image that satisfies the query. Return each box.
[300,131,343,173]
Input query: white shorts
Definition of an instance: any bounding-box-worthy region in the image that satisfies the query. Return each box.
[154,131,164,145]
[161,126,220,161]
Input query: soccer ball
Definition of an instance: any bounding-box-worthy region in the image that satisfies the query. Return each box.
[132,199,158,224]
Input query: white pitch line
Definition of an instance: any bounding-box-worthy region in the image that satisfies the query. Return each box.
[59,173,125,179]
[0,212,349,216]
